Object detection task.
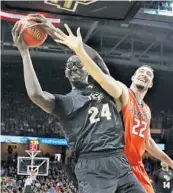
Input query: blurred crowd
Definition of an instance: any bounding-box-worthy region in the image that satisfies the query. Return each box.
[1,159,77,193]
[150,1,173,11]
[1,92,64,138]
[151,108,173,130]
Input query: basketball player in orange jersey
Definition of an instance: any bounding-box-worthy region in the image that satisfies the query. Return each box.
[43,23,173,193]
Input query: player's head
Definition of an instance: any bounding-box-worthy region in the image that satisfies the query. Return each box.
[131,65,154,92]
[65,55,88,87]
[161,161,169,170]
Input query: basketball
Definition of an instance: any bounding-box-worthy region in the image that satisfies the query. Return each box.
[20,20,47,48]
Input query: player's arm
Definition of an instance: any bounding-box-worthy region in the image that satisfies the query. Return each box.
[21,50,55,113]
[54,24,129,104]
[145,135,173,169]
[12,21,55,114]
[76,42,129,105]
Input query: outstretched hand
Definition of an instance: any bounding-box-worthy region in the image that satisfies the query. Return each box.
[53,24,84,53]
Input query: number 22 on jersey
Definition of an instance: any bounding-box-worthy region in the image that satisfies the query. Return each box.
[132,118,147,138]
[88,103,112,124]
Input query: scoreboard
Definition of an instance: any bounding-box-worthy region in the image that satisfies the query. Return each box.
[27,139,40,151]
[44,0,97,12]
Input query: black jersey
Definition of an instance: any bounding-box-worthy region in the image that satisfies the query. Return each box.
[152,169,173,193]
[51,84,124,155]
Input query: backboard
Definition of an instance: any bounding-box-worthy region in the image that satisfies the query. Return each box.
[17,156,49,176]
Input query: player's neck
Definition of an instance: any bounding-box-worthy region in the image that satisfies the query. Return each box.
[162,167,169,171]
[71,81,88,90]
[130,84,147,104]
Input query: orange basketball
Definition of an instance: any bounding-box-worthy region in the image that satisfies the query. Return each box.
[21,20,47,48]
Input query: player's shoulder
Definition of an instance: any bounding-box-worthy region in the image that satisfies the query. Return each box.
[153,169,162,175]
[168,170,173,176]
[126,88,135,101]
[143,100,151,110]
[153,169,161,174]
[143,101,151,117]
[66,88,81,97]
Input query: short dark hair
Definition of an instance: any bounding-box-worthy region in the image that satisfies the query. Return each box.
[139,65,154,73]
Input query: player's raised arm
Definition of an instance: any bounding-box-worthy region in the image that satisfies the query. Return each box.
[26,15,129,106]
[53,24,129,102]
[12,21,55,113]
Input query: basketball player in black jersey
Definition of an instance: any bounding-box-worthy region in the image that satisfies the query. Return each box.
[152,162,173,193]
[12,16,146,193]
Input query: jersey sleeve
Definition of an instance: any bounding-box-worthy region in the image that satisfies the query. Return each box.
[51,94,73,119]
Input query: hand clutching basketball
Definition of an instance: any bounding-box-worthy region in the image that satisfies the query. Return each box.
[12,13,84,54]
[12,14,50,51]
[12,21,28,53]
[20,19,47,47]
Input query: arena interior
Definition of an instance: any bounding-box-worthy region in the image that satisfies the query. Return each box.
[1,1,173,193]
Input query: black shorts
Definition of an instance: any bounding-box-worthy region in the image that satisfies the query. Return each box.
[75,150,146,193]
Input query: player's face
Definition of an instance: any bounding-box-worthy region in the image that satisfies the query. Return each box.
[65,56,88,85]
[132,66,154,91]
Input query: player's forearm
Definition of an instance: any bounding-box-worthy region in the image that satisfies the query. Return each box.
[146,137,173,167]
[21,49,43,98]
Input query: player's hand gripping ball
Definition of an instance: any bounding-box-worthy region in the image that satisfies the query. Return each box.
[20,18,47,47]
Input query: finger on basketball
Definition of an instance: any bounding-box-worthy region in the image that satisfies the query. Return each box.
[12,21,19,36]
[27,16,43,24]
[64,23,73,36]
[18,27,25,43]
[28,13,45,18]
[14,22,22,41]
[17,35,23,45]
[28,14,46,22]
[27,22,44,29]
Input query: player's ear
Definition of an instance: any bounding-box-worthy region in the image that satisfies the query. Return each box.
[65,69,68,78]
[131,75,135,82]
[148,81,153,88]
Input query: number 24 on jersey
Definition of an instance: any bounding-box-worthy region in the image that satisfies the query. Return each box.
[88,103,112,124]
